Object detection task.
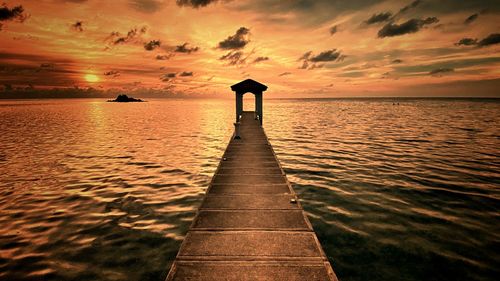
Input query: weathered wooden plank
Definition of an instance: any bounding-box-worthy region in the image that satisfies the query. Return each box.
[192,210,310,230]
[201,194,299,209]
[169,261,333,281]
[166,112,337,281]
[212,174,287,185]
[178,231,322,258]
[207,184,292,194]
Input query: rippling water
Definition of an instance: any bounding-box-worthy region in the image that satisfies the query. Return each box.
[0,98,499,281]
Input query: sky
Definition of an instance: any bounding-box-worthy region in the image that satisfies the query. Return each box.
[0,0,499,98]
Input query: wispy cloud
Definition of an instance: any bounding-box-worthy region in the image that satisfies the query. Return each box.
[219,51,246,65]
[107,26,147,46]
[395,0,421,16]
[429,68,454,76]
[253,56,269,63]
[329,25,338,35]
[464,13,479,25]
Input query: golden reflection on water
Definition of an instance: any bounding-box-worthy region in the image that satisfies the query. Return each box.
[0,98,499,281]
[0,99,235,281]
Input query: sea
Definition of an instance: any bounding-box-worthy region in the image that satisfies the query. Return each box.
[0,98,499,281]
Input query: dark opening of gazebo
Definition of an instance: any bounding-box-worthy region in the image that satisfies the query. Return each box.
[230,79,268,125]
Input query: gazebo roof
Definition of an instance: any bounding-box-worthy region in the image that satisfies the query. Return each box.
[230,79,268,93]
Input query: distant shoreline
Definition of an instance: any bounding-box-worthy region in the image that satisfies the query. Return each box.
[0,96,499,101]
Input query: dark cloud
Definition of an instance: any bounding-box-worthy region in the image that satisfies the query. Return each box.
[217,27,250,50]
[398,0,422,15]
[219,51,246,65]
[71,21,83,32]
[429,68,454,76]
[108,26,147,45]
[175,43,199,53]
[450,33,500,49]
[253,56,269,63]
[0,4,28,30]
[176,0,217,8]
[156,54,173,60]
[365,12,392,25]
[279,72,291,76]
[299,49,344,70]
[179,71,193,77]
[329,25,338,35]
[0,4,26,21]
[453,34,500,47]
[104,70,120,77]
[310,49,343,62]
[455,38,478,46]
[392,59,403,64]
[129,0,163,13]
[464,13,479,24]
[144,40,161,51]
[478,33,500,47]
[161,72,176,82]
[378,17,439,37]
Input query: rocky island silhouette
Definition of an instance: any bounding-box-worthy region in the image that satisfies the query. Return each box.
[107,94,144,102]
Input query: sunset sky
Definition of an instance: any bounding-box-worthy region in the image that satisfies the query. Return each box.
[0,0,499,98]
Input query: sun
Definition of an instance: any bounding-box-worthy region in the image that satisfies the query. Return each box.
[84,74,100,83]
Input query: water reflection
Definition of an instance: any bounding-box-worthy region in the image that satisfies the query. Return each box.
[0,98,499,281]
[264,98,500,281]
[0,99,233,280]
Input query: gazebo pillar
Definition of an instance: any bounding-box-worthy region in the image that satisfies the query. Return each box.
[235,92,243,122]
[255,91,263,125]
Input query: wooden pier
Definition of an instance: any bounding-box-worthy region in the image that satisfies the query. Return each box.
[166,111,338,280]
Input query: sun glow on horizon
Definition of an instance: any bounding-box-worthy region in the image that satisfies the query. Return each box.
[84,74,100,83]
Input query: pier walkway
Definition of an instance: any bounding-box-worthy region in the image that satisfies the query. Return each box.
[166,112,338,281]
